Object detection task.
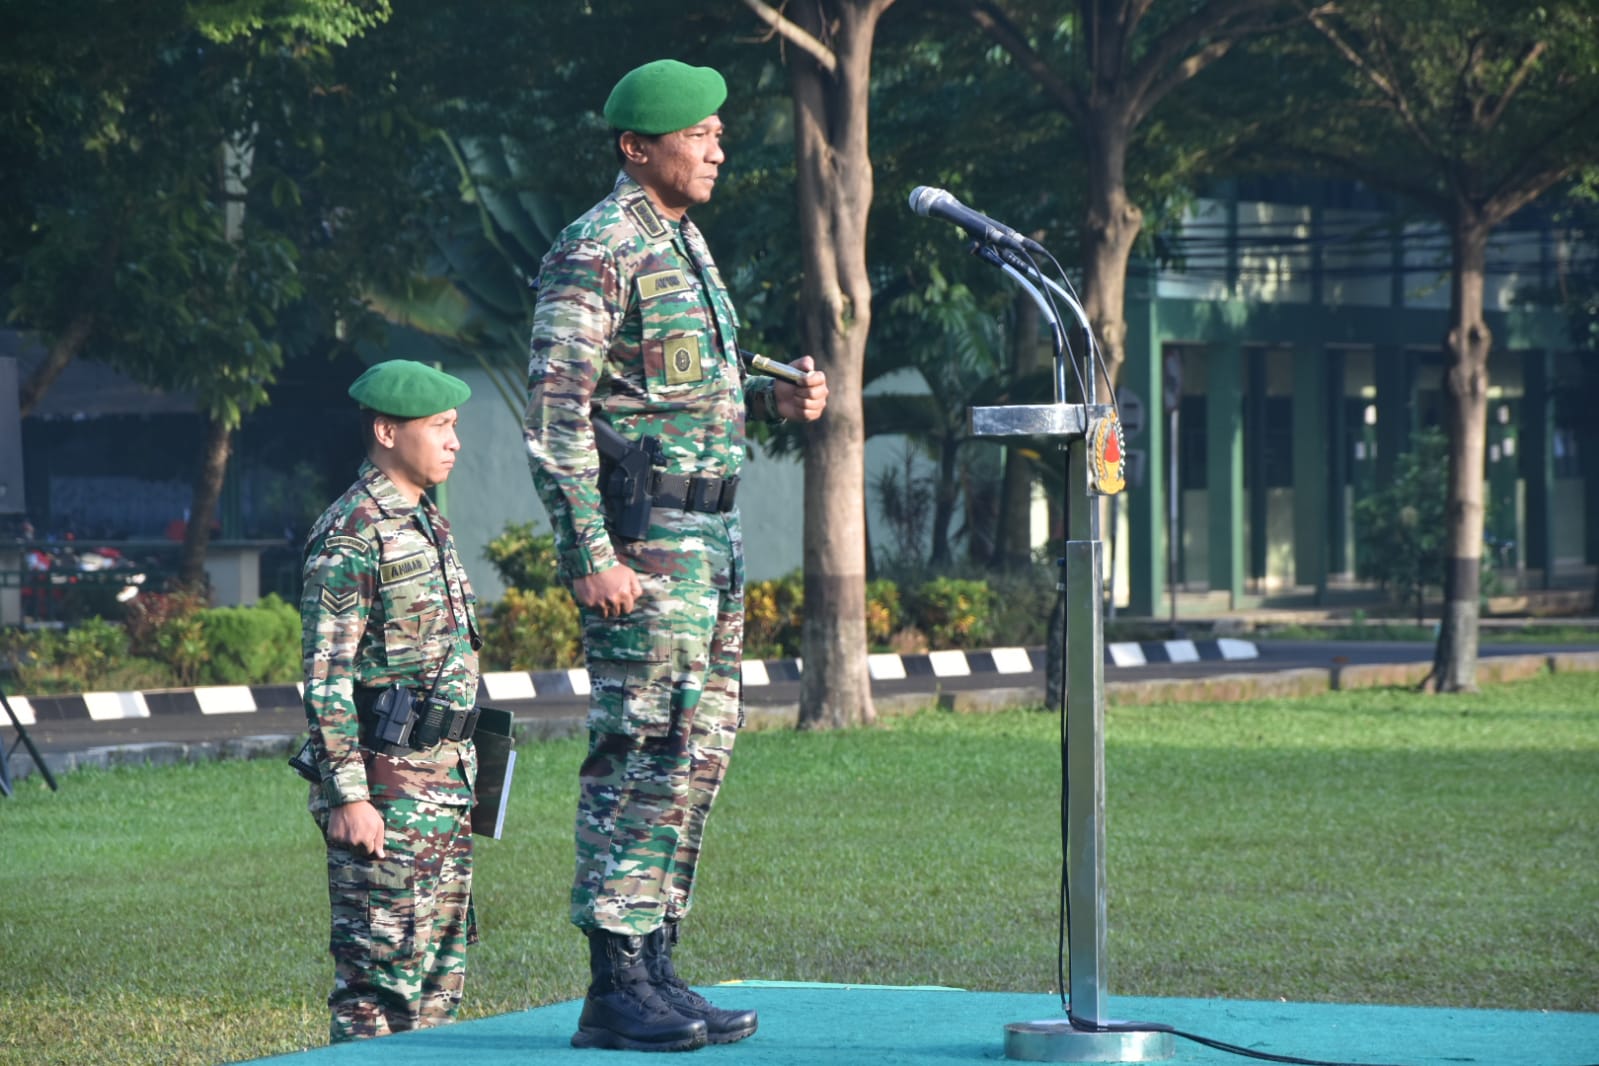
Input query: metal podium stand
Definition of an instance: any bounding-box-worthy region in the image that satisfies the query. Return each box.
[967,249,1172,1063]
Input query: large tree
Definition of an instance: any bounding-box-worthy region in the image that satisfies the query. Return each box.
[1,0,412,587]
[738,0,898,728]
[1292,0,1599,690]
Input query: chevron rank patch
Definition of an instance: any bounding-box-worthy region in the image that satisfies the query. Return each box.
[320,587,359,614]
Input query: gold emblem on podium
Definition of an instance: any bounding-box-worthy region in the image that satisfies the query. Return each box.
[1090,412,1126,495]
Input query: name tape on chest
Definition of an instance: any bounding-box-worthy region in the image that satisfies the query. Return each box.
[380,551,432,585]
[638,270,691,300]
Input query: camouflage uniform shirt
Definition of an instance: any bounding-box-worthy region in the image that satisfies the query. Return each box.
[524,172,779,582]
[300,459,480,806]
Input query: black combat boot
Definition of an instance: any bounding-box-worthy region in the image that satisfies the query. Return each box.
[573,929,708,1052]
[643,921,759,1045]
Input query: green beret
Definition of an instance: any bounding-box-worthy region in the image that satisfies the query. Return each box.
[348,360,471,418]
[604,59,727,135]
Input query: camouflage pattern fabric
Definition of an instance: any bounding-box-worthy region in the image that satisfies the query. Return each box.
[525,173,768,935]
[310,787,474,1042]
[299,460,482,1040]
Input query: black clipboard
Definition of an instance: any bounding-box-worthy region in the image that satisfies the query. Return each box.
[470,706,516,838]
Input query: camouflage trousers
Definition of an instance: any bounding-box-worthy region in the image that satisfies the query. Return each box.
[572,569,744,935]
[310,788,475,1042]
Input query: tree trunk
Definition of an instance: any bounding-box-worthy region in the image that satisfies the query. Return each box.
[1431,209,1492,692]
[1079,112,1142,400]
[178,413,233,594]
[18,312,94,417]
[790,0,892,730]
[1047,109,1142,708]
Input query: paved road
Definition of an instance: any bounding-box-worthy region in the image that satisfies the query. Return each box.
[9,639,1591,762]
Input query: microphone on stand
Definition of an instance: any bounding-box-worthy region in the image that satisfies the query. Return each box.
[908,185,1046,254]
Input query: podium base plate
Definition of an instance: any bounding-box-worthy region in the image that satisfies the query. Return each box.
[1004,1020,1175,1062]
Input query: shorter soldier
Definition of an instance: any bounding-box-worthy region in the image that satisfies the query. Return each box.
[298,359,483,1043]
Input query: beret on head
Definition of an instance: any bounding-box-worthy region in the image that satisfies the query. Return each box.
[604,59,727,135]
[348,360,471,419]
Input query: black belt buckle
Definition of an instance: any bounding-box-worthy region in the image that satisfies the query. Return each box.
[687,476,721,513]
[449,706,480,742]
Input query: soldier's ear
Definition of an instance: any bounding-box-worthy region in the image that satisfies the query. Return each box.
[618,131,651,166]
[371,416,398,450]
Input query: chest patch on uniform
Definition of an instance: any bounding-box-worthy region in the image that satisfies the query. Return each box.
[638,270,690,300]
[379,551,430,585]
[664,336,704,385]
[626,199,668,240]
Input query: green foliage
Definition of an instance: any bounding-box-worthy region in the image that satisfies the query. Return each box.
[907,576,993,650]
[124,589,211,687]
[195,594,301,684]
[864,578,901,647]
[479,587,581,671]
[744,571,805,661]
[482,522,560,594]
[1354,427,1449,618]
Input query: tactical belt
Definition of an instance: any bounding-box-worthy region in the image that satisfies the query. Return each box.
[357,690,479,758]
[649,470,739,514]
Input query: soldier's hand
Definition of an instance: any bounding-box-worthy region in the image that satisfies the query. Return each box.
[573,563,641,618]
[327,799,387,859]
[774,356,828,423]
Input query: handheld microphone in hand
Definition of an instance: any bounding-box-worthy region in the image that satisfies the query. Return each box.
[908,186,1046,254]
[738,348,810,386]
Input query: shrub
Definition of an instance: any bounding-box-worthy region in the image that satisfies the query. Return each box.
[744,571,804,660]
[983,566,1059,648]
[125,589,209,686]
[480,587,582,671]
[196,594,301,685]
[484,522,561,593]
[908,577,993,649]
[1,618,146,694]
[865,579,901,647]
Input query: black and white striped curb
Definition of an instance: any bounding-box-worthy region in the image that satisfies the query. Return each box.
[6,639,1257,724]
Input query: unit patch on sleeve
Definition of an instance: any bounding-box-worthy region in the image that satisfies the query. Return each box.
[325,534,369,556]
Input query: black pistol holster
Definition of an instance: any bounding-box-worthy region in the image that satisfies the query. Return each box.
[593,417,665,541]
[359,684,479,757]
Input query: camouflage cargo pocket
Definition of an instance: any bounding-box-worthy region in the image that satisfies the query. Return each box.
[587,652,674,739]
[328,842,421,966]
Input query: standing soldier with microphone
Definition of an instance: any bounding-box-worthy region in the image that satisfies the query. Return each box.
[525,59,828,1052]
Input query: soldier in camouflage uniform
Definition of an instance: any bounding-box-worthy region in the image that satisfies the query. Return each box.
[299,359,483,1043]
[524,59,828,1052]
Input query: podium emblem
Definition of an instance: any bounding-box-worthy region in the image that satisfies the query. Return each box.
[1090,412,1126,495]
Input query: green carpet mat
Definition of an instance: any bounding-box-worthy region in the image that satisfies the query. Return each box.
[249,983,1599,1065]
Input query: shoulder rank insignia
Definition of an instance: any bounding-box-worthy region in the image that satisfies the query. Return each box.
[625,198,668,241]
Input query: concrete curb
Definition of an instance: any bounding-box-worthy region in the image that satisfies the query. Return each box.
[5,640,1260,725]
[8,647,1596,786]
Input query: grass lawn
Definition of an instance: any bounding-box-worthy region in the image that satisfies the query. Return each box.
[2,672,1595,1065]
